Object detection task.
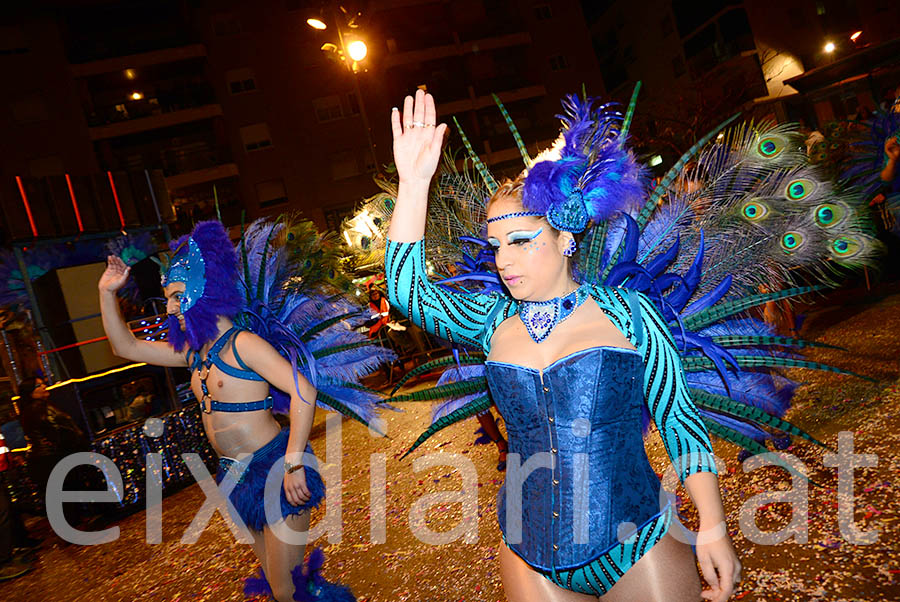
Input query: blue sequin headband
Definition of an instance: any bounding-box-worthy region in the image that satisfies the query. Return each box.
[486,211,543,224]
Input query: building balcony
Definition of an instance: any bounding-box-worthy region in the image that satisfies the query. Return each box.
[165,163,239,190]
[382,31,532,69]
[88,104,223,140]
[436,84,546,117]
[69,44,207,78]
[105,139,237,190]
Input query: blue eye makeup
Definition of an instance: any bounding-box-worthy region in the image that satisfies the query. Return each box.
[487,237,501,249]
[508,228,543,245]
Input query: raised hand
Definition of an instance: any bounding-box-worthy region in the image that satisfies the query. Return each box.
[98,255,131,293]
[391,89,448,187]
[885,136,900,162]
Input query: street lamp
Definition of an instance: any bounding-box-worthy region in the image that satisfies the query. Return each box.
[307,5,380,176]
[824,41,835,53]
[347,40,368,62]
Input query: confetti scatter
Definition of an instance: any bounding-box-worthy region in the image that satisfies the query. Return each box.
[1,286,899,601]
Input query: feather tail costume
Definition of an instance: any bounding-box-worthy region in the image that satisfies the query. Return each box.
[362,88,880,465]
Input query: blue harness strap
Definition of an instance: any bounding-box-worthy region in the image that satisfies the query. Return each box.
[195,327,273,414]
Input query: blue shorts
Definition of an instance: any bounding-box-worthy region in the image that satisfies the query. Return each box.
[214,428,324,531]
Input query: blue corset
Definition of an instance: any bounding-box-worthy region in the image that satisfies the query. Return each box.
[487,346,666,571]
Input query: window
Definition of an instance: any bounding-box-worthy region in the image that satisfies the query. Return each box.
[362,148,376,173]
[239,123,273,152]
[816,2,825,16]
[330,150,359,180]
[256,179,288,208]
[313,95,344,122]
[10,93,49,124]
[548,54,569,71]
[226,68,257,94]
[534,4,552,20]
[212,13,242,36]
[347,92,360,116]
[672,56,686,77]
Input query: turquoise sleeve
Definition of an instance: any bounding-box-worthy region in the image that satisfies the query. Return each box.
[385,239,502,349]
[637,293,718,483]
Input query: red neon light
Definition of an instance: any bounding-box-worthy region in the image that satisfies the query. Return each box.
[38,322,165,355]
[65,174,84,232]
[107,171,125,228]
[14,176,38,237]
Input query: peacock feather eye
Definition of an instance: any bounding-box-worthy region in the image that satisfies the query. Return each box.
[785,178,816,201]
[757,136,785,158]
[830,236,861,258]
[780,231,804,253]
[814,202,848,228]
[740,200,770,222]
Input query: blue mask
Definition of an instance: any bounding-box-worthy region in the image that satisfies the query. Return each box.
[162,237,206,313]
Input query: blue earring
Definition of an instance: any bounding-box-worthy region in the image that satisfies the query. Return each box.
[563,238,577,257]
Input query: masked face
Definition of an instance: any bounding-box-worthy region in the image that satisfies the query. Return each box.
[164,282,187,331]
[159,220,242,352]
[162,237,205,313]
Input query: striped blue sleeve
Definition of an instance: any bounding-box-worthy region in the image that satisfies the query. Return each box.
[637,292,718,483]
[385,239,501,349]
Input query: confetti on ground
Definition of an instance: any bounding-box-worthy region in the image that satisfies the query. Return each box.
[1,283,898,601]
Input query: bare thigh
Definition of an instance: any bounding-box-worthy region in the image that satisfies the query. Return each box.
[499,545,599,602]
[599,533,702,602]
[499,534,701,602]
[261,511,311,602]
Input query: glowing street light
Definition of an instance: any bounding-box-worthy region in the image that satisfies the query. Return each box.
[130,91,144,100]
[307,17,327,30]
[824,41,835,53]
[347,40,367,62]
[850,31,862,42]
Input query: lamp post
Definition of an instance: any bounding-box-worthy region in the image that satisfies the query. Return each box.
[308,6,381,177]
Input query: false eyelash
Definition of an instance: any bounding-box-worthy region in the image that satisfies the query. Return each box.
[508,228,543,244]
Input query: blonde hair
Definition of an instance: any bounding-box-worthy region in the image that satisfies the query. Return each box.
[486,176,527,213]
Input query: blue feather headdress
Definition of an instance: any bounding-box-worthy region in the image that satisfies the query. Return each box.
[522,95,646,233]
[163,220,242,352]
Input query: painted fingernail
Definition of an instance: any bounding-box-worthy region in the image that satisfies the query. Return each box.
[391,107,398,111]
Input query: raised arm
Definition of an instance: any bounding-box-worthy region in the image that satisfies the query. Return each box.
[881,136,899,183]
[385,90,509,348]
[98,255,187,367]
[386,89,447,243]
[636,293,740,602]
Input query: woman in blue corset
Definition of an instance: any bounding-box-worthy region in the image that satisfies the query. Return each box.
[385,90,741,601]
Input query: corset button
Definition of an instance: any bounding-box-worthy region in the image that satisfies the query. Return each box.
[550,447,557,454]
[553,544,559,551]
[548,416,554,423]
[552,479,559,485]
[553,511,559,518]
[542,386,549,393]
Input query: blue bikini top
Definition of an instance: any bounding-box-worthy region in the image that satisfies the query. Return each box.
[189,327,273,414]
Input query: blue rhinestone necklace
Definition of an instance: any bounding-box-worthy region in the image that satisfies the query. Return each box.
[519,284,590,344]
